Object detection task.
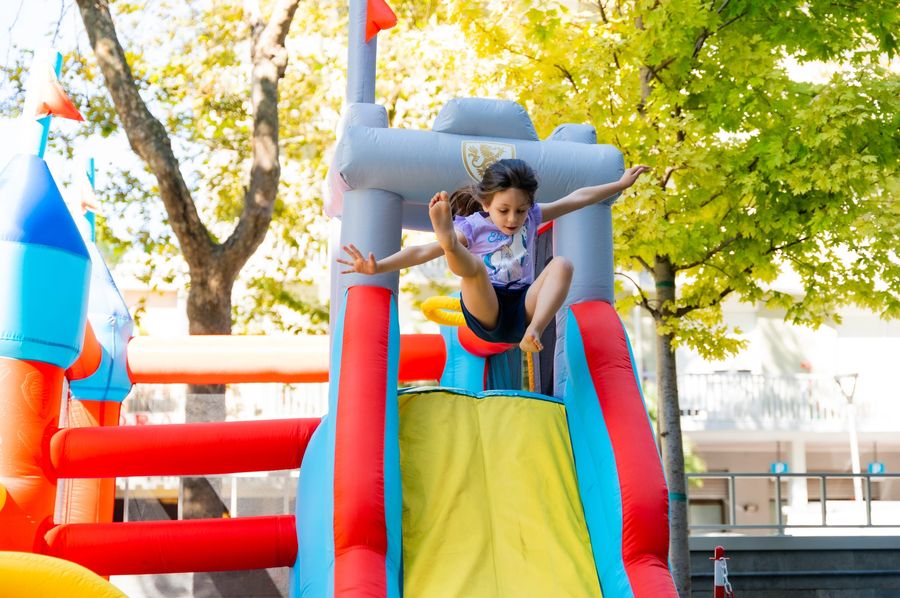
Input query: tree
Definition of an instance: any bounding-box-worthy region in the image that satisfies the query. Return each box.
[75,0,300,418]
[446,1,898,593]
[69,1,303,594]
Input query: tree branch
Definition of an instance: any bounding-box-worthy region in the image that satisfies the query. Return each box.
[617,271,660,319]
[596,1,621,68]
[472,21,582,99]
[673,285,734,317]
[672,234,814,317]
[678,235,741,271]
[635,255,654,273]
[554,63,580,94]
[75,0,214,267]
[223,0,300,276]
[597,0,609,23]
[693,11,746,60]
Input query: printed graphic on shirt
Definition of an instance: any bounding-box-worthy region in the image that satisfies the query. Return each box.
[483,226,528,284]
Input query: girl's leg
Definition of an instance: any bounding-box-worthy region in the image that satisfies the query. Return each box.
[521,257,574,352]
[429,198,499,328]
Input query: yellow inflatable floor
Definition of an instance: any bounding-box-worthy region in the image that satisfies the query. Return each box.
[399,389,602,598]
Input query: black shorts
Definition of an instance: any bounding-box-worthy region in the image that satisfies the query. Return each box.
[460,283,530,345]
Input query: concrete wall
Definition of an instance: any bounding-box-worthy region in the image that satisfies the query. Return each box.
[690,537,900,597]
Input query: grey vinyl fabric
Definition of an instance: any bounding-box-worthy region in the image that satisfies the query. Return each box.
[432,98,538,140]
[553,201,617,396]
[332,118,623,230]
[337,188,403,299]
[533,224,556,396]
[547,123,597,144]
[346,1,376,103]
[326,97,624,396]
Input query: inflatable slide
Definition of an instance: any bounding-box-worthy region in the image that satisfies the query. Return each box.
[0,2,675,596]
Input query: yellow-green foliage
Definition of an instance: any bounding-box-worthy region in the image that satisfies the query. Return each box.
[445,0,898,357]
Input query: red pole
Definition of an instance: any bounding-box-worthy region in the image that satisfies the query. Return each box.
[50,418,320,478]
[711,545,733,598]
[44,515,297,575]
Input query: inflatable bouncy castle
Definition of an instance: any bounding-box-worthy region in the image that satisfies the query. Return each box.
[0,2,676,596]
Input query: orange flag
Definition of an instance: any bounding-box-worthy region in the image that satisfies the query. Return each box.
[366,0,397,42]
[32,64,84,122]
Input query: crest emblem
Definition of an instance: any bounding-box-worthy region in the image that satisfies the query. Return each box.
[461,141,516,181]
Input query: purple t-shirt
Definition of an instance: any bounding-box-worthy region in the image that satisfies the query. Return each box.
[453,203,542,288]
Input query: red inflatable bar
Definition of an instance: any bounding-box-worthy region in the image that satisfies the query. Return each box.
[66,321,102,381]
[44,515,297,575]
[457,325,516,357]
[50,418,320,478]
[126,333,444,384]
[333,286,391,595]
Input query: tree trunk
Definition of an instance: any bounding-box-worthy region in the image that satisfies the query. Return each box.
[654,255,691,596]
[182,278,230,571]
[184,266,232,426]
[182,271,282,594]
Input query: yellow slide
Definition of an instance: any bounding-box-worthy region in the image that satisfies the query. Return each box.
[399,388,602,598]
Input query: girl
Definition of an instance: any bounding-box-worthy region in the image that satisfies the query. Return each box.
[338,159,648,353]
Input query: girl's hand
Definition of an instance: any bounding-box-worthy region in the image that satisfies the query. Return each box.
[337,243,378,275]
[619,165,650,189]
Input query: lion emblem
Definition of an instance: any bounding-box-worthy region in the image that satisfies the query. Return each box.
[461,141,516,181]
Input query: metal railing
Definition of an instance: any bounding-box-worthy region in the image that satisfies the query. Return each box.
[678,373,855,426]
[687,472,900,535]
[120,471,298,522]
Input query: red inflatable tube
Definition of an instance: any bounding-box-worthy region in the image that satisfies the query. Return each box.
[333,286,392,595]
[44,515,297,575]
[126,334,444,384]
[66,321,102,381]
[50,418,320,478]
[457,326,516,357]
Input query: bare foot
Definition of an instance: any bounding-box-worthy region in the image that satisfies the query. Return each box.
[519,329,543,353]
[429,191,456,251]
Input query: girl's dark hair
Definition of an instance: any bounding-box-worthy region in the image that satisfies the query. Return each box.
[477,158,539,205]
[449,186,482,217]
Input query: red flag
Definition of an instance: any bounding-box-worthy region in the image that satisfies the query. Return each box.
[32,64,84,122]
[366,0,397,42]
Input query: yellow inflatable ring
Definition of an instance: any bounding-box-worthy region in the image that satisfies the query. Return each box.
[0,552,126,597]
[422,295,536,391]
[421,296,466,327]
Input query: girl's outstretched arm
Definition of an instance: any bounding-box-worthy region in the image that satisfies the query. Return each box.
[338,241,446,275]
[540,165,649,222]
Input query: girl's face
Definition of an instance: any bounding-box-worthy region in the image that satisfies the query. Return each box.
[485,188,531,236]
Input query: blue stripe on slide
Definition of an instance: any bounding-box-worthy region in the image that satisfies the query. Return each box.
[563,310,633,597]
[384,293,402,597]
[290,291,348,598]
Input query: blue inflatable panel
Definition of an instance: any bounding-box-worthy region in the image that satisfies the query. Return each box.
[0,153,91,367]
[70,237,134,402]
[292,420,334,598]
[438,325,486,392]
[291,297,347,598]
[0,243,90,367]
[0,154,89,258]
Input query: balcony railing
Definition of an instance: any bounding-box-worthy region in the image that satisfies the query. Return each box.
[678,373,853,428]
[687,472,900,536]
